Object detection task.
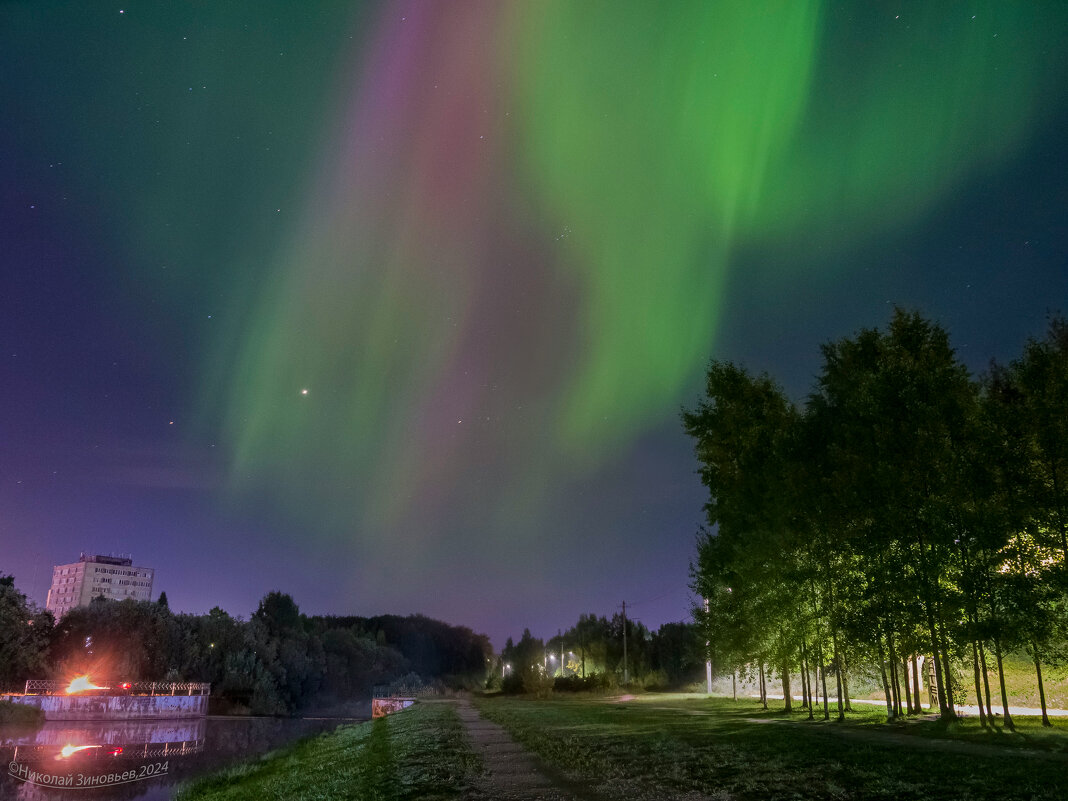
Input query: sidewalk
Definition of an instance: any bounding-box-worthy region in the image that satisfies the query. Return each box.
[451,697,580,800]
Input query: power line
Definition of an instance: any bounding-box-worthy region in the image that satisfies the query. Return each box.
[626,584,693,609]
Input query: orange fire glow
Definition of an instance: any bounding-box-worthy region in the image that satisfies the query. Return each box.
[59,744,101,758]
[65,675,108,694]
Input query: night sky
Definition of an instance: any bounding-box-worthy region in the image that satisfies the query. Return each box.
[2,2,1066,647]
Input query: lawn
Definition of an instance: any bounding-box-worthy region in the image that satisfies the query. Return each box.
[174,701,482,801]
[474,693,1068,801]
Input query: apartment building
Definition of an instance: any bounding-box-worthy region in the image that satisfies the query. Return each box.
[45,553,155,618]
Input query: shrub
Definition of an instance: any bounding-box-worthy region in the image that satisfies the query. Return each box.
[553,673,617,693]
[0,700,44,728]
[522,669,554,699]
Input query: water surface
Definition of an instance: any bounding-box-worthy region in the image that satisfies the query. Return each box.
[1,714,365,800]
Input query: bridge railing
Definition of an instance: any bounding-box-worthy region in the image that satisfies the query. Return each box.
[23,680,210,696]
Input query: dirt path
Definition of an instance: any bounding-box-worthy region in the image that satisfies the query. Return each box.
[451,698,600,801]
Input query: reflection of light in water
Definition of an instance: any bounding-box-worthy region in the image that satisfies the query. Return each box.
[65,675,108,694]
[59,744,100,758]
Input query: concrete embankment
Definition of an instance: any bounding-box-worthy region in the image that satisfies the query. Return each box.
[1,694,208,721]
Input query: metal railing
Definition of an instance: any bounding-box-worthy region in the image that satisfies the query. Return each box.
[23,680,210,696]
[14,739,205,762]
[372,684,438,699]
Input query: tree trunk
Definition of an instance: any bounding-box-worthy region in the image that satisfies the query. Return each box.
[916,530,953,719]
[841,655,853,712]
[759,660,767,710]
[800,635,810,712]
[937,616,956,712]
[819,640,830,721]
[887,633,902,717]
[994,638,1014,731]
[780,628,792,713]
[732,670,737,701]
[876,635,894,719]
[832,633,845,721]
[1032,643,1052,727]
[970,639,987,728]
[977,640,993,720]
[911,653,923,713]
[927,618,948,715]
[901,658,914,716]
[782,659,792,713]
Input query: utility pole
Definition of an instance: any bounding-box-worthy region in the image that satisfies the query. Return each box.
[622,600,629,685]
[704,598,712,695]
[559,629,564,676]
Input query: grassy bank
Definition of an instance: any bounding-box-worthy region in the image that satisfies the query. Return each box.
[474,693,1068,801]
[175,701,481,801]
[0,700,44,728]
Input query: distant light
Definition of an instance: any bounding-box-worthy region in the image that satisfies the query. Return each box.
[66,675,107,694]
[60,744,100,758]
[300,388,309,396]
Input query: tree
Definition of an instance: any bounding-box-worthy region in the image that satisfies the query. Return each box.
[0,574,53,689]
[685,361,804,711]
[1007,315,1068,567]
[252,591,303,636]
[807,309,976,720]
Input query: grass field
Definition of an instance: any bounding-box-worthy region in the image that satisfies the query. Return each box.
[474,693,1068,801]
[174,701,482,801]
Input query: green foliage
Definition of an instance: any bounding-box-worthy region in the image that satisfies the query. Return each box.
[521,668,554,699]
[498,615,702,695]
[0,573,489,716]
[685,309,1068,723]
[310,613,492,681]
[0,573,52,689]
[176,702,481,801]
[552,674,615,693]
[0,699,44,728]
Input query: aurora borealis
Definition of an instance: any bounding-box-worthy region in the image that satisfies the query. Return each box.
[3,2,1067,642]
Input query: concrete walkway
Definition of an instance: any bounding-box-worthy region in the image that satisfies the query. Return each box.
[452,698,590,801]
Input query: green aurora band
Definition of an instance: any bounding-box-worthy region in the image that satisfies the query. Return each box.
[213,2,1066,555]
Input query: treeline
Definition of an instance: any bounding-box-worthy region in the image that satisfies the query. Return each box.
[0,581,491,714]
[495,614,707,693]
[685,309,1067,725]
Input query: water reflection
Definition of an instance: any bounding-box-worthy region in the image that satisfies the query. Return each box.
[1,714,363,800]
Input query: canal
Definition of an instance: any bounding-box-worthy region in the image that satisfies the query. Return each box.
[1,713,366,799]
